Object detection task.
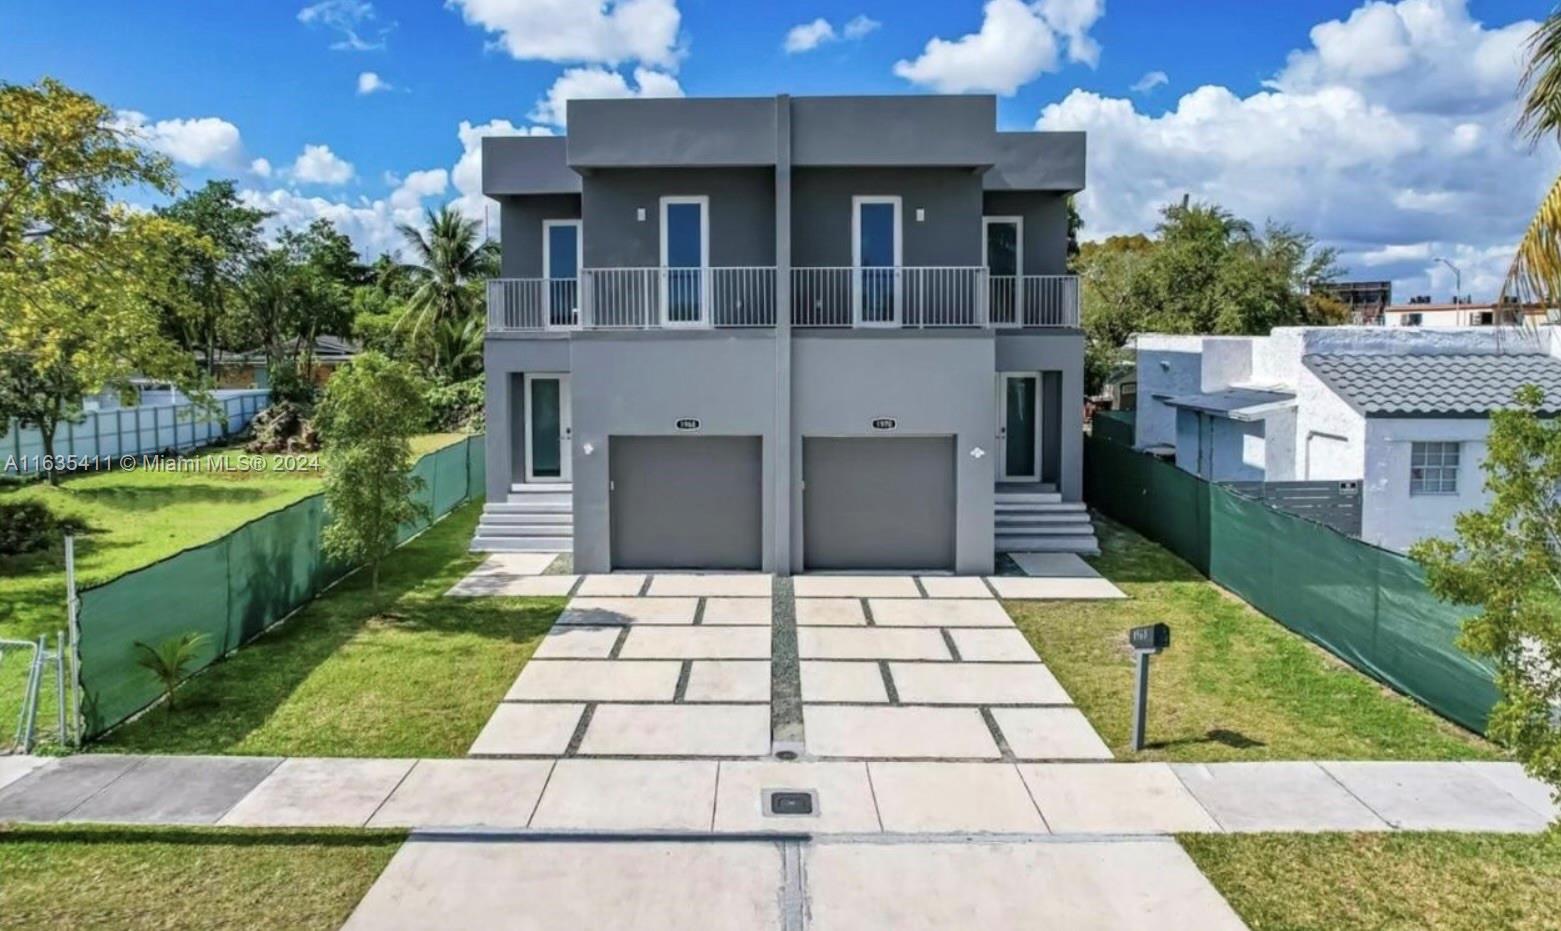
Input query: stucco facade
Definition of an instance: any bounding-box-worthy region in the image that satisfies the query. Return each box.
[478,94,1091,572]
[1135,326,1561,553]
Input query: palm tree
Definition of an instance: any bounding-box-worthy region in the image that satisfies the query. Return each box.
[395,206,492,374]
[1505,11,1561,322]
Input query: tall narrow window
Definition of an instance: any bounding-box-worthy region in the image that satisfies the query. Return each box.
[542,220,580,327]
[661,197,707,325]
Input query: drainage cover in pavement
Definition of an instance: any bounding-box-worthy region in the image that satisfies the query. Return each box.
[764,789,818,817]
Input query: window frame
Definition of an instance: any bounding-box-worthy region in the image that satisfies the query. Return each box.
[1409,441,1460,496]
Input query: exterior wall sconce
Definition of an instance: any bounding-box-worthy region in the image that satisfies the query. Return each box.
[636,207,646,222]
[582,442,595,455]
[915,208,926,222]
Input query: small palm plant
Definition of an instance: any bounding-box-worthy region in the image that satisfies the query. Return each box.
[133,632,210,714]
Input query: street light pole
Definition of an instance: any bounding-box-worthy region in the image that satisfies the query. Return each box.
[1434,257,1462,302]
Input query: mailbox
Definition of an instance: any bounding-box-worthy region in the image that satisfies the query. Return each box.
[1129,623,1170,653]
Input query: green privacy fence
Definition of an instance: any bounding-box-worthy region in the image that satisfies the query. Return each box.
[74,435,486,739]
[1090,409,1136,448]
[1084,433,1498,734]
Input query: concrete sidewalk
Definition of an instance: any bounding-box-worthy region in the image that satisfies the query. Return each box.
[1,755,1552,834]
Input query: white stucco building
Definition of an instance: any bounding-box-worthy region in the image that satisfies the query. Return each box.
[1134,326,1561,553]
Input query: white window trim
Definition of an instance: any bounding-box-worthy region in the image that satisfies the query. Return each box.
[1409,440,1461,496]
[541,219,582,328]
[852,195,903,327]
[659,195,710,327]
[983,215,1024,328]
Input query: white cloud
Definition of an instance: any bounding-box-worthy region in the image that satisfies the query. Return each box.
[447,0,682,69]
[529,66,683,128]
[1038,0,1553,301]
[356,71,391,94]
[240,187,415,258]
[250,157,273,178]
[893,0,1102,94]
[843,14,881,40]
[785,18,835,54]
[784,14,880,53]
[1130,70,1167,94]
[389,168,447,210]
[452,118,555,219]
[297,0,389,51]
[288,143,356,185]
[116,110,244,169]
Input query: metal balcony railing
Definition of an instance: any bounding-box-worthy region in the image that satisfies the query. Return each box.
[487,269,1080,331]
[988,275,1081,328]
[582,267,777,328]
[791,267,989,327]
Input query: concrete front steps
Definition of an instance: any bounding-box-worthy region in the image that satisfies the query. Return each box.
[995,491,1100,556]
[470,483,573,553]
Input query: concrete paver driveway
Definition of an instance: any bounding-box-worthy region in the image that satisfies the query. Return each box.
[343,834,1246,930]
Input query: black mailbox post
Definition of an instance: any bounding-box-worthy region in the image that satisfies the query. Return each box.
[1128,623,1171,751]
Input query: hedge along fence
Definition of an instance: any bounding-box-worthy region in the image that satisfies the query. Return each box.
[73,435,486,740]
[1084,433,1498,734]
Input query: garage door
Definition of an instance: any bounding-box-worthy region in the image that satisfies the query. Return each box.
[609,436,763,570]
[803,436,956,571]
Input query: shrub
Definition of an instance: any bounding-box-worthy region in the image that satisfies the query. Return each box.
[0,500,87,556]
[245,401,320,453]
[424,375,485,433]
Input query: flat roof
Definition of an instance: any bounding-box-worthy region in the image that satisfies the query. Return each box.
[1163,388,1296,421]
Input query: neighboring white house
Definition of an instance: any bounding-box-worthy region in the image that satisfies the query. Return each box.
[1134,326,1561,554]
[1382,301,1550,328]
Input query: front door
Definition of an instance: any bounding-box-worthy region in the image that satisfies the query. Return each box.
[853,196,901,326]
[525,374,571,483]
[983,217,1022,326]
[661,196,708,326]
[997,373,1040,481]
[543,220,581,327]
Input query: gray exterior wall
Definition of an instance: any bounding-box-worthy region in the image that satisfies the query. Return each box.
[982,191,1071,276]
[792,167,984,268]
[483,336,572,502]
[567,331,780,573]
[579,168,776,269]
[996,330,1085,500]
[480,94,1087,571]
[498,194,581,278]
[792,331,996,574]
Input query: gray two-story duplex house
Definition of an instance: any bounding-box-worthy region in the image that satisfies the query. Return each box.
[476,94,1095,575]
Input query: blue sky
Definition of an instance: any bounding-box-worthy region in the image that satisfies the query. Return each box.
[2,0,1552,298]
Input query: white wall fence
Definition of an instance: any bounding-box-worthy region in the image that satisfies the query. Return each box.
[1,390,272,476]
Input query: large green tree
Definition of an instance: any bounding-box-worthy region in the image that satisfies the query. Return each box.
[0,78,207,482]
[1075,200,1346,394]
[157,179,269,375]
[1412,386,1561,799]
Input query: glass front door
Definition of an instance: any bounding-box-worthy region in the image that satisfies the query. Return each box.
[525,374,571,483]
[854,198,900,325]
[661,198,706,325]
[998,373,1039,481]
[544,221,580,327]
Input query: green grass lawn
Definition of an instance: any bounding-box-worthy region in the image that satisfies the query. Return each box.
[0,434,464,751]
[0,433,464,643]
[0,825,403,930]
[1181,832,1561,931]
[95,500,560,757]
[1008,516,1499,762]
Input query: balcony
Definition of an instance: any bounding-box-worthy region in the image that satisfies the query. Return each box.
[487,269,1079,332]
